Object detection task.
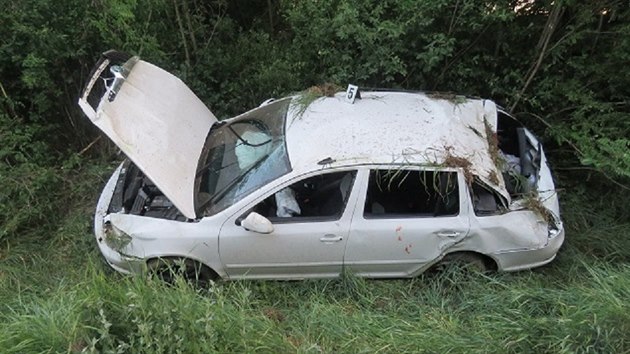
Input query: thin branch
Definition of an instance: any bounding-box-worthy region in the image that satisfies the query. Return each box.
[447,0,460,36]
[510,3,564,113]
[592,13,604,50]
[182,0,198,54]
[202,6,226,54]
[516,111,552,128]
[78,136,102,156]
[432,24,490,90]
[267,0,274,32]
[0,80,17,119]
[173,0,191,68]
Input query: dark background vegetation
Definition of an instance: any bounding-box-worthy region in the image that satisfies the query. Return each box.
[1,0,629,352]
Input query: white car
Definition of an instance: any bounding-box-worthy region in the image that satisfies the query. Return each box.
[79,51,564,282]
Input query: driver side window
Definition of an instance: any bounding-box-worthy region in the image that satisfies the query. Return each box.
[252,171,357,222]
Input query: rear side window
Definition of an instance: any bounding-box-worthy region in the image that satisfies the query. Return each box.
[364,170,459,218]
[470,180,505,216]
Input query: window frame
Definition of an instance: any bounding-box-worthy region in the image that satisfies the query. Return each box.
[237,168,360,224]
[359,166,464,220]
[197,98,293,217]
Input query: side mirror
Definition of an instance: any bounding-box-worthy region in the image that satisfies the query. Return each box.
[240,212,274,234]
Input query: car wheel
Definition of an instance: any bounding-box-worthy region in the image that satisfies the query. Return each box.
[434,252,491,273]
[147,258,217,287]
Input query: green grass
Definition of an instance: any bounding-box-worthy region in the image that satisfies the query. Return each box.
[1,161,629,353]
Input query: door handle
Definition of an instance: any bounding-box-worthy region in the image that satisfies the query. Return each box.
[436,231,461,237]
[320,234,343,242]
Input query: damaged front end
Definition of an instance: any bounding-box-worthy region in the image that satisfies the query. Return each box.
[94,164,144,274]
[94,161,223,277]
[94,159,192,273]
[108,160,188,221]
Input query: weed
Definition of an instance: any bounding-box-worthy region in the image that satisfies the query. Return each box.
[426,92,468,104]
[306,83,341,97]
[487,169,501,186]
[483,117,504,169]
[291,83,341,121]
[523,191,553,223]
[442,145,474,185]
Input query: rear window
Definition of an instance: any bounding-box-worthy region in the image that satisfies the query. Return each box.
[364,169,459,218]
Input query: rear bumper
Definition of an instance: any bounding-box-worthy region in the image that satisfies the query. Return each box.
[94,163,143,274]
[492,227,565,271]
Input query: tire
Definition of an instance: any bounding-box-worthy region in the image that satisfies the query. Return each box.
[435,252,491,273]
[147,258,217,287]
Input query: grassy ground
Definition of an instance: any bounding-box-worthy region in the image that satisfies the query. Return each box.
[1,161,629,353]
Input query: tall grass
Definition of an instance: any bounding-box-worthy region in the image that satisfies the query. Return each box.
[0,162,629,353]
[1,261,629,353]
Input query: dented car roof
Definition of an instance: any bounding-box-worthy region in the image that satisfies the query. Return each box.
[285,91,509,201]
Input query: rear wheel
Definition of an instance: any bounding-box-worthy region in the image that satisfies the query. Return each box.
[433,252,493,273]
[147,258,217,287]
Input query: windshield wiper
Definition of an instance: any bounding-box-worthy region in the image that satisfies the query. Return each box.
[196,150,239,177]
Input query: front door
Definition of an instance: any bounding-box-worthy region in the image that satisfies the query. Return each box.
[219,170,358,279]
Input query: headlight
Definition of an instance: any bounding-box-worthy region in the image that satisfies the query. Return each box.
[548,227,561,239]
[546,211,562,239]
[103,220,132,250]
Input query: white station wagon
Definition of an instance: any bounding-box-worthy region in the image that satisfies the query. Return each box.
[79,51,564,282]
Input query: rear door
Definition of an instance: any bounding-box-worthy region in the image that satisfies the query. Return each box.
[344,168,470,277]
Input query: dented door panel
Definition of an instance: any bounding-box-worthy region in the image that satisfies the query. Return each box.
[457,204,562,272]
[344,169,471,277]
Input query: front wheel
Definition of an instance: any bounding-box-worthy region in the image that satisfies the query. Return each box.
[147,258,217,287]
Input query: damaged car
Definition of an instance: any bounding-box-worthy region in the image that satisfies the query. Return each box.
[79,51,564,282]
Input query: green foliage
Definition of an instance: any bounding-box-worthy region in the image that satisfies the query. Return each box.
[282,0,518,91]
[520,4,630,178]
[1,2,630,351]
[2,0,629,178]
[0,111,61,240]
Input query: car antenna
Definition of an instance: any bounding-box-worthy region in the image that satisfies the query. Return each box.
[318,157,335,166]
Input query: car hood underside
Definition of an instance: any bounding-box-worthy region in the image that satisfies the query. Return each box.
[79,53,218,219]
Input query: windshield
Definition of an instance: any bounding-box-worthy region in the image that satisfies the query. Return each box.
[196,99,292,216]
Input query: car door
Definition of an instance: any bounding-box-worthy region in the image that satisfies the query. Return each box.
[344,168,470,277]
[218,170,359,279]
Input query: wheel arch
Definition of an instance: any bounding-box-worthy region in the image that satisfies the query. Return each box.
[145,255,221,280]
[440,250,498,271]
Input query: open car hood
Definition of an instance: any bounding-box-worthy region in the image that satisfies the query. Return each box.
[79,52,217,219]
